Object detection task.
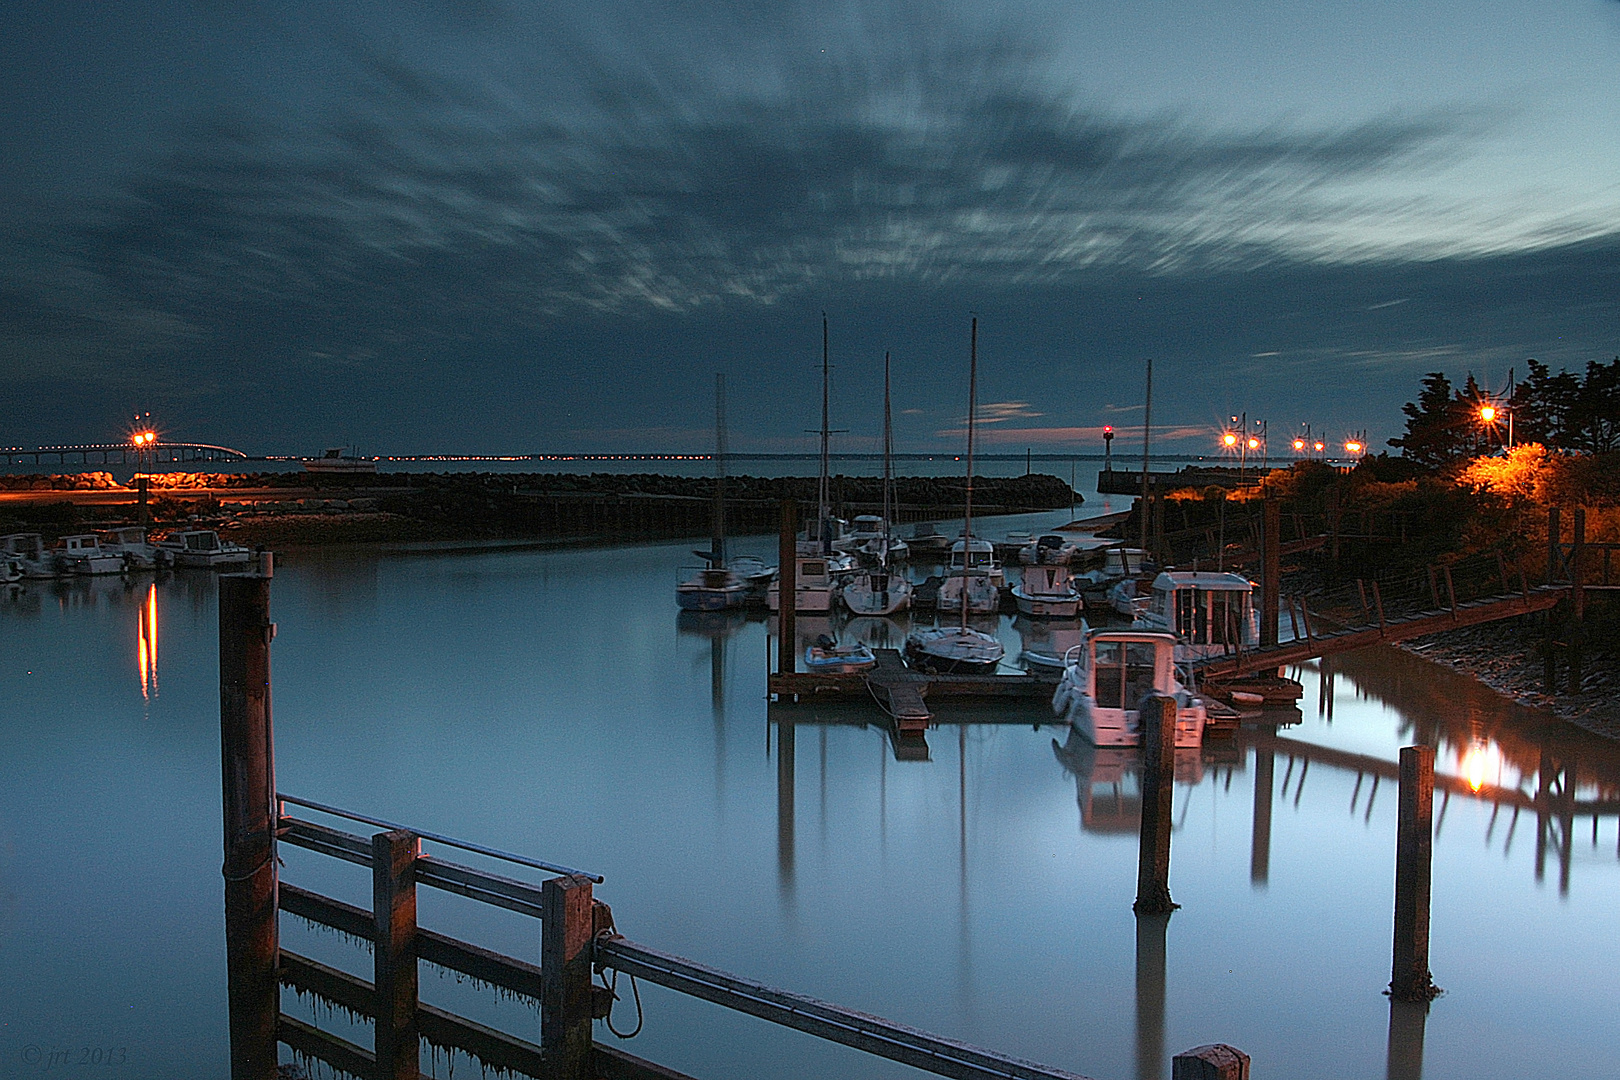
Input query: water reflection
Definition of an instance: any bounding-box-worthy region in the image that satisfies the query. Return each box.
[137,582,158,699]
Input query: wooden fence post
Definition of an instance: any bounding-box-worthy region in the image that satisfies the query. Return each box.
[1134,694,1179,915]
[542,875,596,1080]
[778,500,798,677]
[374,829,421,1080]
[1260,498,1280,648]
[1389,745,1440,1002]
[219,571,279,1080]
[1173,1044,1250,1080]
[1569,507,1585,694]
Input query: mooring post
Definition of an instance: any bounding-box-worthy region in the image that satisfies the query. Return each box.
[541,874,596,1080]
[136,474,149,525]
[778,499,798,677]
[219,570,278,1080]
[1134,693,1179,914]
[1261,497,1280,648]
[374,829,421,1080]
[1172,1044,1250,1080]
[1390,745,1439,1002]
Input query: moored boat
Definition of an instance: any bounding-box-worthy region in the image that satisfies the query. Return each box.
[936,538,1001,614]
[1,533,60,578]
[99,526,159,570]
[804,635,877,674]
[59,534,126,576]
[676,566,747,611]
[1012,562,1082,618]
[304,447,377,474]
[1051,628,1206,747]
[155,530,252,570]
[1133,570,1259,661]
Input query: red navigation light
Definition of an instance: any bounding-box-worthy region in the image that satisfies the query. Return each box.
[1103,425,1113,434]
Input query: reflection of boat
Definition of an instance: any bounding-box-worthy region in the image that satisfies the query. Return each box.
[844,615,910,651]
[1050,731,1205,833]
[804,636,876,674]
[906,317,1004,674]
[154,530,252,569]
[1134,570,1259,662]
[1012,563,1081,618]
[676,608,748,639]
[1014,615,1087,672]
[1051,629,1206,747]
[60,534,126,576]
[304,447,377,474]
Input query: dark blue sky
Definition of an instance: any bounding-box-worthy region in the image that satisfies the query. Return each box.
[3,1,1618,456]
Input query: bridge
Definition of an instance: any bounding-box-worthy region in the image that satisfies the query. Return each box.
[1,441,249,465]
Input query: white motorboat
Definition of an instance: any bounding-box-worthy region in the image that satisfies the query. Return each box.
[1051,629,1207,748]
[1133,570,1259,662]
[0,533,60,578]
[1012,562,1082,618]
[99,526,159,570]
[767,553,837,613]
[304,447,377,474]
[837,515,886,554]
[906,317,1004,675]
[1019,534,1078,566]
[937,538,1001,614]
[906,522,951,560]
[59,534,126,576]
[155,530,252,570]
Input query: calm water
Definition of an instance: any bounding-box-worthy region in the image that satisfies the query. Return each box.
[2,517,1617,1080]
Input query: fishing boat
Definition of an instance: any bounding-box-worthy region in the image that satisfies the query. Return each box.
[59,534,127,575]
[1133,570,1259,661]
[1050,628,1207,747]
[804,635,877,674]
[99,526,159,570]
[154,530,252,570]
[1012,562,1082,618]
[907,317,1005,676]
[676,374,748,612]
[304,447,377,474]
[842,352,914,616]
[766,552,837,612]
[1,533,60,578]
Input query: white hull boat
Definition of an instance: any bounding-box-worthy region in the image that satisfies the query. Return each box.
[1051,629,1207,748]
[99,527,159,571]
[842,568,912,615]
[1012,563,1081,618]
[767,553,837,613]
[1133,571,1259,662]
[60,534,126,575]
[156,530,252,570]
[905,625,1004,675]
[676,567,747,611]
[1,533,61,578]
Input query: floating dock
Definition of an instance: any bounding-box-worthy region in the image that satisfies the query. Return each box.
[769,648,1057,730]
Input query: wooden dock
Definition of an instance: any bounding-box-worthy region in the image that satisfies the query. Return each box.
[770,649,1055,709]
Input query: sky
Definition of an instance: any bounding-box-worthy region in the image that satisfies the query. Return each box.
[2,0,1618,457]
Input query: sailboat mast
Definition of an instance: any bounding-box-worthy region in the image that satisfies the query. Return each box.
[819,313,831,550]
[882,351,894,568]
[713,372,727,565]
[963,317,977,631]
[1139,357,1152,557]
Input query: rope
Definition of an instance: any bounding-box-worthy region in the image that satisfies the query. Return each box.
[595,930,644,1039]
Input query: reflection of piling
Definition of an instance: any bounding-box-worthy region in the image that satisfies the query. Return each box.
[373,829,420,1080]
[1385,1000,1429,1080]
[1134,694,1179,915]
[779,500,797,676]
[219,570,278,1080]
[777,716,796,895]
[1250,748,1273,887]
[1389,745,1440,1002]
[1135,913,1168,1080]
[1261,498,1280,648]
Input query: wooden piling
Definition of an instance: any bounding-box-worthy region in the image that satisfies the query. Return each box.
[1389,745,1439,1002]
[778,500,797,677]
[218,571,279,1080]
[1135,912,1169,1080]
[1569,508,1585,694]
[1172,1045,1250,1080]
[1134,694,1179,915]
[1260,498,1280,648]
[374,829,421,1080]
[136,474,149,525]
[541,875,596,1080]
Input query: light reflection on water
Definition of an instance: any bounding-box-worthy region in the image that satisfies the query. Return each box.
[1,526,1618,1080]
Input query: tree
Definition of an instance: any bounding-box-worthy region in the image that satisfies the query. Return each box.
[1389,372,1472,466]
[1567,357,1620,454]
[1513,356,1619,452]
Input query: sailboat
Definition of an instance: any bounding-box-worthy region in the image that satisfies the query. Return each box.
[905,318,1005,675]
[843,352,913,616]
[769,315,850,612]
[677,374,748,611]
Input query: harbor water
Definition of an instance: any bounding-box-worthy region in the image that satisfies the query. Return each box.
[1,512,1617,1079]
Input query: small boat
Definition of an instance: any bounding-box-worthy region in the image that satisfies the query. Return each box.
[804,635,877,674]
[59,534,126,576]
[905,317,1004,675]
[304,447,377,474]
[937,538,1001,614]
[837,515,886,554]
[1051,628,1207,748]
[1133,570,1259,662]
[676,566,747,611]
[1,533,61,578]
[906,523,951,559]
[1012,563,1082,618]
[767,552,838,613]
[99,526,159,570]
[1019,534,1077,566]
[155,530,252,570]
[0,557,22,585]
[842,567,912,615]
[725,555,776,599]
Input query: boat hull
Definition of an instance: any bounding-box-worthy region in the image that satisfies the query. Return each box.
[676,586,745,611]
[1011,587,1080,618]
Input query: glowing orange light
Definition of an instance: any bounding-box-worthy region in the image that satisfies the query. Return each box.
[1479,405,1496,423]
[1314,441,1325,452]
[1293,439,1306,451]
[1247,437,1260,450]
[1344,440,1363,454]
[1222,432,1238,448]
[1459,742,1496,793]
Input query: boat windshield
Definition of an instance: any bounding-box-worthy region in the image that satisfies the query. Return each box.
[1091,640,1160,711]
[186,533,220,551]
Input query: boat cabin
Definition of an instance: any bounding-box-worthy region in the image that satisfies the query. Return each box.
[1138,571,1258,658]
[947,538,998,572]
